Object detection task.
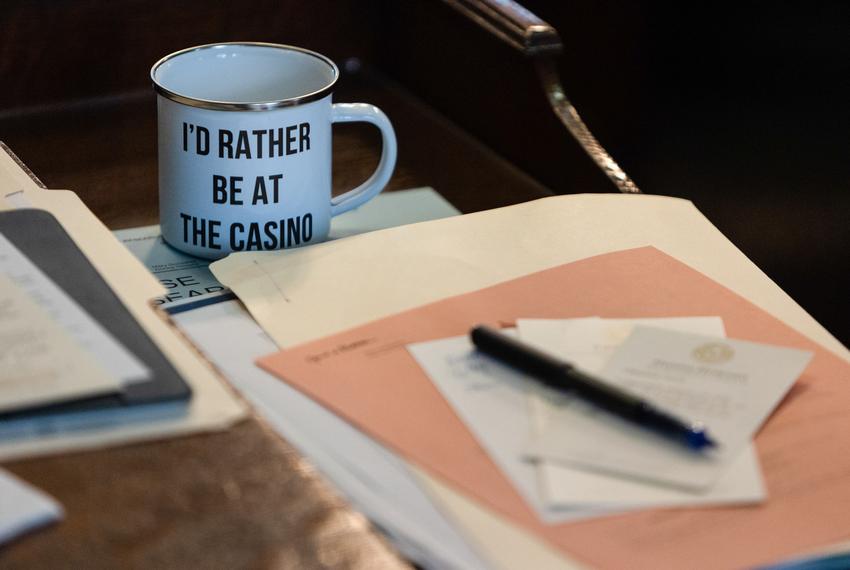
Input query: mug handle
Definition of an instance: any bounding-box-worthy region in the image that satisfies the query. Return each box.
[330,103,397,216]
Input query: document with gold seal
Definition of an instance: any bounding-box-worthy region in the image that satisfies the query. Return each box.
[526,326,813,491]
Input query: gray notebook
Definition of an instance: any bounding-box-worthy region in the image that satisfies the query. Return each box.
[0,209,191,434]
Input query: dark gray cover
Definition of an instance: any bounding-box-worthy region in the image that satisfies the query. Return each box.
[0,208,191,420]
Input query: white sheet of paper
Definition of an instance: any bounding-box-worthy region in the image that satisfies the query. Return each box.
[170,299,488,570]
[528,327,812,490]
[0,276,122,412]
[517,317,765,507]
[0,468,63,545]
[113,225,227,308]
[409,332,618,524]
[0,231,150,386]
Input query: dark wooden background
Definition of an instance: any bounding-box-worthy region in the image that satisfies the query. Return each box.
[1,0,846,345]
[376,0,850,347]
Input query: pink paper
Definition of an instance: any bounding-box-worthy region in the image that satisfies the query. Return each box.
[259,246,850,569]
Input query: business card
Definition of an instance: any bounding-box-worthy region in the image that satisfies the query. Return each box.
[526,326,812,490]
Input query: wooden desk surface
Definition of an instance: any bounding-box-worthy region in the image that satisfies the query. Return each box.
[0,68,551,568]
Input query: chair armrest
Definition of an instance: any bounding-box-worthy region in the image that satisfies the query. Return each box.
[441,0,562,55]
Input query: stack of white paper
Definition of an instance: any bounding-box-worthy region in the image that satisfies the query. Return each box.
[207,190,850,569]
[408,317,812,522]
[171,299,489,570]
[122,189,490,570]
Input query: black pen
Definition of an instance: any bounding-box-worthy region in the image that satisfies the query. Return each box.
[470,325,716,451]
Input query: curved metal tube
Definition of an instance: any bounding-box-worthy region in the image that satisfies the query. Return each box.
[536,58,641,193]
[441,0,642,193]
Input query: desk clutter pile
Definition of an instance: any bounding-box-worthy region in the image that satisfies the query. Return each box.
[3,145,850,569]
[0,146,247,547]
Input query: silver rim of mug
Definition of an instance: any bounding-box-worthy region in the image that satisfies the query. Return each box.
[150,42,339,111]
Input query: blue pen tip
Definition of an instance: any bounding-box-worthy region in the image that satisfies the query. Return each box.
[686,429,716,451]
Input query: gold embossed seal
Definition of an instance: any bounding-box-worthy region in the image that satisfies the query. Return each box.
[692,343,735,364]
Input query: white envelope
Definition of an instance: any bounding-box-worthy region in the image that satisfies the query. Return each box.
[518,317,763,507]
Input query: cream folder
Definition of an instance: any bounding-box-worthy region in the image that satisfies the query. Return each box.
[0,148,245,460]
[212,192,848,569]
[210,193,846,361]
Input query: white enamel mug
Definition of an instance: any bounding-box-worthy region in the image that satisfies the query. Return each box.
[151,42,397,259]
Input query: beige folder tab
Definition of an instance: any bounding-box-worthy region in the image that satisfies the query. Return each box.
[0,147,245,460]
